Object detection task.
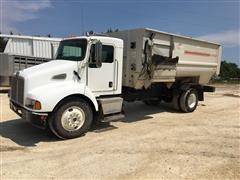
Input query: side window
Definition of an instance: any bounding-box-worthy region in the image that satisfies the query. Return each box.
[102,45,114,63]
[90,44,114,63]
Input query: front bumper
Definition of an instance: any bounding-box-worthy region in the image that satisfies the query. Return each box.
[10,101,48,129]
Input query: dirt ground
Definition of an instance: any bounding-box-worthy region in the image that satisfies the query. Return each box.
[0,84,240,179]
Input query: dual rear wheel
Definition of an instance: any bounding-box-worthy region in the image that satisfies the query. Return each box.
[179,88,198,112]
[143,88,199,113]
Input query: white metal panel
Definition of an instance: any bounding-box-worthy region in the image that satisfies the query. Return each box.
[0,34,61,42]
[33,40,52,58]
[88,61,115,92]
[2,34,62,59]
[173,36,220,83]
[5,38,32,56]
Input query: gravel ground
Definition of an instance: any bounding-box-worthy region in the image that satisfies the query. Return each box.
[0,84,240,179]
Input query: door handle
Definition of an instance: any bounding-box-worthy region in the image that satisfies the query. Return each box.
[109,81,113,88]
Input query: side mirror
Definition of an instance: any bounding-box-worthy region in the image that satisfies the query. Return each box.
[95,41,102,68]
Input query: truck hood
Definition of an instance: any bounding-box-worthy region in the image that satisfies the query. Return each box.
[21,60,76,78]
[20,60,80,93]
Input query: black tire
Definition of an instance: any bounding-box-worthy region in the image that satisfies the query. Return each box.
[179,88,198,113]
[49,98,93,139]
[171,93,181,111]
[142,99,160,106]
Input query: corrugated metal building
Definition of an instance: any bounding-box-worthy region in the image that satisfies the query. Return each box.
[1,34,62,59]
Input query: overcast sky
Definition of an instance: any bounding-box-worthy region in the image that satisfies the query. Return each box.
[0,0,239,64]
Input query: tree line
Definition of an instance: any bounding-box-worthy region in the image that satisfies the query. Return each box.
[219,61,240,81]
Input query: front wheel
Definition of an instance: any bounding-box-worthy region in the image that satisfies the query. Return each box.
[179,88,198,113]
[49,99,93,139]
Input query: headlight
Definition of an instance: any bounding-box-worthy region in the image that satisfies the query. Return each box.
[26,98,42,110]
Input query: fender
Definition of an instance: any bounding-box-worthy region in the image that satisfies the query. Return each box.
[26,81,98,112]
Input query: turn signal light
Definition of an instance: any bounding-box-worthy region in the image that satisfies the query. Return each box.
[34,100,42,110]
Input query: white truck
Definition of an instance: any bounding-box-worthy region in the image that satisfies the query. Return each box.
[9,28,221,139]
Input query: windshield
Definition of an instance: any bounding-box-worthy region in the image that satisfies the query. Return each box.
[56,39,87,61]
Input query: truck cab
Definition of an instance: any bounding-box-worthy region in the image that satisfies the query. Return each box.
[10,36,124,139]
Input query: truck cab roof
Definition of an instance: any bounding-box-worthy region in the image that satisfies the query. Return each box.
[62,36,123,48]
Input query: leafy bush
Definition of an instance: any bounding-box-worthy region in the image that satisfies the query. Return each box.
[219,61,240,80]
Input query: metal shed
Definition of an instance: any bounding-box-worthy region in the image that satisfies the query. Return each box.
[1,34,62,59]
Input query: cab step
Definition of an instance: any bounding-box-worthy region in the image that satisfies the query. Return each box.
[101,113,125,123]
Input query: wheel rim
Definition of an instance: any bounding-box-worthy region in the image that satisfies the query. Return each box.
[61,106,85,131]
[187,93,197,109]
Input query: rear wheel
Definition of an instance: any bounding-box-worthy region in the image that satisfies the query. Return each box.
[49,99,93,139]
[171,93,180,111]
[179,88,198,113]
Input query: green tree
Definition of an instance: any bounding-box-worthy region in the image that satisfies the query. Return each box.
[106,28,113,33]
[106,28,119,33]
[219,61,240,80]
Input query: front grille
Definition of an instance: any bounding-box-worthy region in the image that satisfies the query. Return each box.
[10,75,24,105]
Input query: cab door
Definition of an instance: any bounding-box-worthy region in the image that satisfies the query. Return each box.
[87,44,115,93]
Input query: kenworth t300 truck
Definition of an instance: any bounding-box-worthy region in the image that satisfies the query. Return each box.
[9,28,221,139]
